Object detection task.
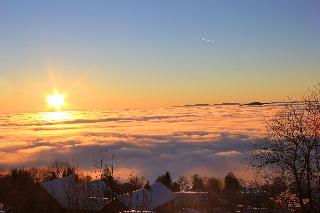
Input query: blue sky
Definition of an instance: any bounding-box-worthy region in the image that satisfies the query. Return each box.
[0,0,319,111]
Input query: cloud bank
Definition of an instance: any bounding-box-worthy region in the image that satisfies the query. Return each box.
[0,105,279,180]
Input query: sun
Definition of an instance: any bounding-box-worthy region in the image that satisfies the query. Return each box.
[47,92,65,110]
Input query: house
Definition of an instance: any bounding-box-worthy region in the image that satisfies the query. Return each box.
[118,182,175,212]
[99,198,127,213]
[41,176,108,212]
[173,191,209,211]
[0,183,65,213]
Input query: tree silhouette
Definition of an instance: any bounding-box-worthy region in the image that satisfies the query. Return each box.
[223,172,241,207]
[156,171,172,189]
[206,177,222,194]
[191,174,205,191]
[250,83,320,211]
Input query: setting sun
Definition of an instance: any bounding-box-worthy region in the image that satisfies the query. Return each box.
[47,92,65,110]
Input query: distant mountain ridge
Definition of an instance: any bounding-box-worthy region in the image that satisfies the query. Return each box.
[173,101,300,108]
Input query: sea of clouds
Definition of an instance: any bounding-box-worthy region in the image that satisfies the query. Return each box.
[0,105,279,180]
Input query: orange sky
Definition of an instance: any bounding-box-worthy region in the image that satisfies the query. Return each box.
[1,68,315,113]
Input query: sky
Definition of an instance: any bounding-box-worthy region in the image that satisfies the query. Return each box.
[0,0,320,112]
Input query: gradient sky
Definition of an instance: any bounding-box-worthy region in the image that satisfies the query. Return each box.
[0,0,319,112]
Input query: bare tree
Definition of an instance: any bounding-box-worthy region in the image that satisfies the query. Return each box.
[177,176,190,191]
[43,161,79,181]
[250,83,320,212]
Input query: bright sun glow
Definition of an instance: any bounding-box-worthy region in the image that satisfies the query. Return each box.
[41,111,71,121]
[47,92,65,110]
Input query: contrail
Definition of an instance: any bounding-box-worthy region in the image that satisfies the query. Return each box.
[201,37,215,44]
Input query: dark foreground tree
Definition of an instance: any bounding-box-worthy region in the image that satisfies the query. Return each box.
[156,171,172,188]
[250,83,320,212]
[223,172,241,207]
[206,177,222,194]
[191,174,205,191]
[128,175,146,191]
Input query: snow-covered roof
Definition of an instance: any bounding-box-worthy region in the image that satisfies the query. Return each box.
[41,176,107,211]
[41,176,75,208]
[118,182,174,210]
[150,182,175,209]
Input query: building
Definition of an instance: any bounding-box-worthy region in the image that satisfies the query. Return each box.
[173,191,209,212]
[40,176,109,212]
[118,182,175,212]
